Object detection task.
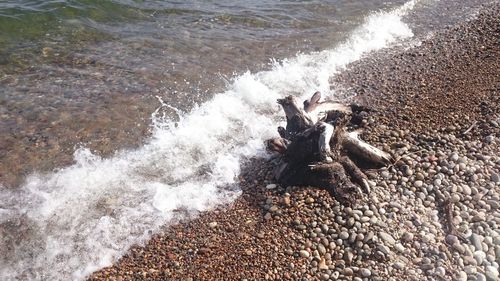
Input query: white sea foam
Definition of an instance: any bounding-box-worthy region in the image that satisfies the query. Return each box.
[0,2,417,280]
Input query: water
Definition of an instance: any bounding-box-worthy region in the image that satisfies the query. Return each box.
[0,0,489,280]
[0,0,409,187]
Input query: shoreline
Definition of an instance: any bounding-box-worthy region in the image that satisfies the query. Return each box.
[89,3,499,281]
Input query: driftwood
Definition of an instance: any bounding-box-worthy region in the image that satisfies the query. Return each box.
[267,92,394,204]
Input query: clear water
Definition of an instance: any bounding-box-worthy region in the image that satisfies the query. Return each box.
[0,0,408,187]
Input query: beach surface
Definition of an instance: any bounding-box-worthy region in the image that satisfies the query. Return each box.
[89,3,499,281]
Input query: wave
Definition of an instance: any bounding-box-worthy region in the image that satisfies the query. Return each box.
[0,1,417,280]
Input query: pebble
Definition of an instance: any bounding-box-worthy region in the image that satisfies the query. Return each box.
[491,173,500,183]
[435,266,446,277]
[317,244,326,255]
[266,184,277,190]
[379,232,396,246]
[456,271,467,281]
[393,262,405,270]
[394,243,405,253]
[414,180,424,188]
[485,266,499,281]
[360,268,372,277]
[471,233,483,251]
[474,251,486,265]
[477,273,487,281]
[464,266,477,274]
[344,251,354,263]
[343,268,354,276]
[340,231,349,240]
[208,222,217,228]
[299,250,310,258]
[283,196,291,206]
[402,232,414,242]
[446,234,459,245]
[453,243,466,254]
[305,197,315,204]
[377,244,391,255]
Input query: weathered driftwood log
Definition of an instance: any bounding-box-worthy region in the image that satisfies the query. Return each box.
[341,130,393,166]
[267,91,393,204]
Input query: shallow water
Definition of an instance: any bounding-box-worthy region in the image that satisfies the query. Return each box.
[0,0,409,187]
[0,0,491,280]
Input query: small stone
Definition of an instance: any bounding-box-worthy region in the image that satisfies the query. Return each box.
[317,244,327,255]
[456,271,467,281]
[377,244,391,255]
[208,222,217,228]
[266,184,277,190]
[343,268,354,276]
[464,265,477,274]
[472,212,486,222]
[320,273,330,280]
[491,173,500,183]
[393,262,405,270]
[485,266,499,281]
[463,256,477,266]
[462,185,472,196]
[435,266,446,277]
[477,273,487,281]
[450,193,461,203]
[305,197,315,204]
[474,251,486,265]
[445,234,459,245]
[379,232,396,246]
[340,231,349,240]
[364,231,375,243]
[403,166,413,177]
[402,232,414,242]
[414,180,423,188]
[360,268,371,277]
[450,153,459,162]
[344,251,354,263]
[470,233,483,251]
[453,243,466,254]
[394,243,405,253]
[299,250,310,258]
[264,212,272,220]
[282,196,291,206]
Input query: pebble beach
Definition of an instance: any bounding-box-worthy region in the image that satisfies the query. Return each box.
[82,2,498,281]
